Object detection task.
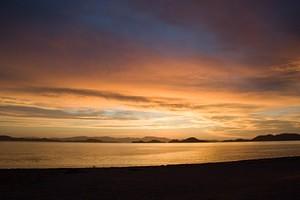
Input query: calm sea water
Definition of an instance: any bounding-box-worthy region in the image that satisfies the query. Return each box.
[0,141,299,168]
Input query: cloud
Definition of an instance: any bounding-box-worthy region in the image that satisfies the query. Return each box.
[130,0,300,65]
[248,119,300,133]
[238,69,300,95]
[210,117,300,138]
[180,66,300,96]
[0,1,299,137]
[4,86,262,112]
[145,102,262,113]
[7,87,161,103]
[0,105,142,120]
[1,1,299,97]
[273,60,300,73]
[0,105,96,120]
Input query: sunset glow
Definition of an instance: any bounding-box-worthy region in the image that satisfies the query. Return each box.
[1,0,300,139]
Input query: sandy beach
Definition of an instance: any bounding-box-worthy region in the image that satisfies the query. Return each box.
[0,156,299,200]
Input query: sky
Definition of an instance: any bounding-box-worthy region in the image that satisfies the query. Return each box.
[0,0,300,139]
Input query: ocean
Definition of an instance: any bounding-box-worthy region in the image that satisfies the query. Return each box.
[0,141,299,168]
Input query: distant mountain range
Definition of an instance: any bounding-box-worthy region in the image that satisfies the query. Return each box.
[252,133,300,141]
[0,135,170,143]
[0,133,299,143]
[169,137,210,143]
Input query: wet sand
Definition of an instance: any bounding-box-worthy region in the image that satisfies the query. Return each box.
[0,156,299,200]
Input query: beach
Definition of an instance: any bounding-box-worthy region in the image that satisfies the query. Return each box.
[0,156,299,200]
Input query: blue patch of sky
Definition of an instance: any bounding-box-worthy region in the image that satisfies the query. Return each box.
[79,1,219,57]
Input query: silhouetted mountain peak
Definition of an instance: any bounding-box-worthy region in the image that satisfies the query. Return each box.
[169,137,208,143]
[252,133,300,141]
[0,135,13,140]
[1,133,299,143]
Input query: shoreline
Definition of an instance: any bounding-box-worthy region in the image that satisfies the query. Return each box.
[1,156,299,199]
[1,140,300,145]
[0,156,299,170]
[1,133,300,144]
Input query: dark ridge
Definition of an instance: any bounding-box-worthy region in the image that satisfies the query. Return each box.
[82,139,103,143]
[252,133,300,141]
[0,135,14,141]
[132,139,164,143]
[132,140,145,143]
[169,137,208,143]
[223,138,250,142]
[0,133,299,143]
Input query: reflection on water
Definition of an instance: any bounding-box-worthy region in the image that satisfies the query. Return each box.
[0,141,299,168]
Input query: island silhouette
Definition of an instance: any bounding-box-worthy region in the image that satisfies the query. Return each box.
[1,133,299,143]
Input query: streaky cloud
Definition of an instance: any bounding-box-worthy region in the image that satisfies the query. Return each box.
[4,87,262,112]
[6,87,160,103]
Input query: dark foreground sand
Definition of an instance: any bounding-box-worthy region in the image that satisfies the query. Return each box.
[0,157,299,200]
